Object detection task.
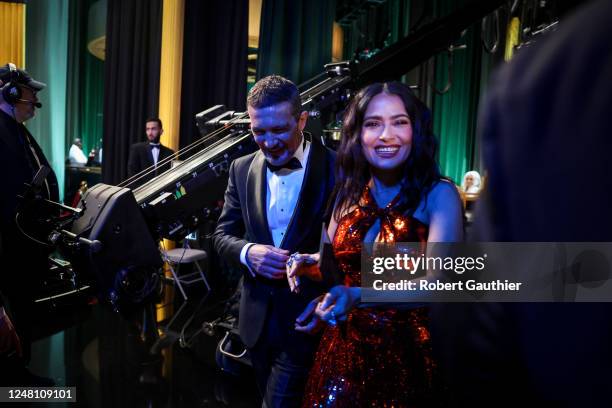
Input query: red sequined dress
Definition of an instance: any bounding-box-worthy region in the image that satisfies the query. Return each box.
[302,186,436,407]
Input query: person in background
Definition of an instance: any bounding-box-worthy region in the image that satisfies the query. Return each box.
[461,170,481,194]
[68,138,88,166]
[95,138,103,165]
[127,118,174,186]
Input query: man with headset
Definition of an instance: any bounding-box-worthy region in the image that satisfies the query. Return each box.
[0,62,58,385]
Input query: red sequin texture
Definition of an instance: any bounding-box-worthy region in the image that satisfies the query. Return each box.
[302,187,437,407]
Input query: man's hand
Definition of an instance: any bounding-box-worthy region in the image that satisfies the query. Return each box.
[246,244,290,279]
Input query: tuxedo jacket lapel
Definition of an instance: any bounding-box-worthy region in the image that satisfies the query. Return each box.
[146,145,155,167]
[246,151,274,245]
[281,141,328,251]
[160,145,174,161]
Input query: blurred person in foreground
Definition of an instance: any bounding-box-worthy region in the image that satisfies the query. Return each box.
[430,1,612,405]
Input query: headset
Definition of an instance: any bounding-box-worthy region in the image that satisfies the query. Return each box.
[1,63,22,106]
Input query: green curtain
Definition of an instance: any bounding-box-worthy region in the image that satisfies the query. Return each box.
[25,0,69,201]
[80,54,104,154]
[23,0,69,380]
[256,0,336,85]
[388,0,411,44]
[472,43,495,172]
[336,0,493,184]
[432,0,489,184]
[340,0,410,62]
[66,0,104,157]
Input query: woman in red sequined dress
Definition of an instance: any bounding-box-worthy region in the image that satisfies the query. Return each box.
[290,82,463,407]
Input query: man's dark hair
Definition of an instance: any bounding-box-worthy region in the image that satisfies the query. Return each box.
[145,117,163,128]
[247,75,301,118]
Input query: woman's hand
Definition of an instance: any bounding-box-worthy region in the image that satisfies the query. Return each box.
[295,295,325,335]
[286,253,322,293]
[315,286,361,324]
[294,286,361,334]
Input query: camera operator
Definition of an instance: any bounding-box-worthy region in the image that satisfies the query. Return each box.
[0,63,58,384]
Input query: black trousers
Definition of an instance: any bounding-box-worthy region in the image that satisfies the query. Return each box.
[248,295,320,408]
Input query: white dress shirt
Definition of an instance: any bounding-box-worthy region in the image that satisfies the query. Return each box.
[68,144,88,166]
[150,144,160,166]
[239,138,311,274]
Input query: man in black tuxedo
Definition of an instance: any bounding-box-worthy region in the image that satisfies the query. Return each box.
[127,117,174,186]
[213,75,335,407]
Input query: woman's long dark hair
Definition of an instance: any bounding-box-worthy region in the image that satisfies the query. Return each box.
[332,82,442,220]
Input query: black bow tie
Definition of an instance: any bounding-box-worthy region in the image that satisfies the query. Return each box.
[266,157,302,172]
[149,143,160,148]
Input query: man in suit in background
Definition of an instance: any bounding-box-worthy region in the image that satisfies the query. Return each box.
[213,75,335,407]
[127,117,174,186]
